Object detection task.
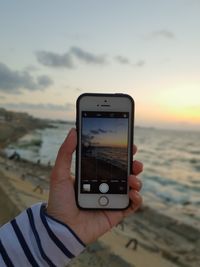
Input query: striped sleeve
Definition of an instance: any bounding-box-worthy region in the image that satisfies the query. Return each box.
[0,203,85,267]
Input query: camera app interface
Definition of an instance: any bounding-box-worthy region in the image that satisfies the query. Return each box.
[81,111,129,194]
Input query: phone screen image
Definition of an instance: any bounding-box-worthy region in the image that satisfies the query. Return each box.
[80,111,129,194]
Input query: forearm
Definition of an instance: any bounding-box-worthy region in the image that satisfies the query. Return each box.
[0,203,85,267]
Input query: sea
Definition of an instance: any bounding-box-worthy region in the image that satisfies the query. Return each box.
[84,146,128,170]
[5,122,200,227]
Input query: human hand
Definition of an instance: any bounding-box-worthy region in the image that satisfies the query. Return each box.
[47,128,143,244]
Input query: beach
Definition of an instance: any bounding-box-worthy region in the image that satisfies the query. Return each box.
[0,109,200,267]
[1,154,200,267]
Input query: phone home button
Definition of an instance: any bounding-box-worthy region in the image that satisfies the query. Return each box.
[99,196,109,206]
[99,183,109,193]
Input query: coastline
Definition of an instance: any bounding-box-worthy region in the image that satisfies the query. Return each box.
[0,107,52,149]
[0,109,200,266]
[0,154,200,266]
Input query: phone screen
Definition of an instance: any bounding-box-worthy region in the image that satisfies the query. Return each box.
[80,111,129,194]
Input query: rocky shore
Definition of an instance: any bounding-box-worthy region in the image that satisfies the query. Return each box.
[0,109,200,267]
[0,108,52,148]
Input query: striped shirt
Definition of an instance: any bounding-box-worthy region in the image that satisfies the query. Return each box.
[0,203,85,267]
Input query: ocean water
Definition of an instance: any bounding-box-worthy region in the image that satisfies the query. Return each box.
[5,122,74,165]
[135,127,200,226]
[84,146,128,170]
[5,123,200,225]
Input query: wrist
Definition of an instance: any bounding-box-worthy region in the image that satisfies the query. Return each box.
[44,204,86,247]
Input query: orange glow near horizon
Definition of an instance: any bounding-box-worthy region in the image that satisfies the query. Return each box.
[92,131,128,148]
[167,106,200,123]
[145,105,200,124]
[161,87,200,124]
[137,85,200,127]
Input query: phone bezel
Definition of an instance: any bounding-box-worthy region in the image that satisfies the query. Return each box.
[75,93,134,210]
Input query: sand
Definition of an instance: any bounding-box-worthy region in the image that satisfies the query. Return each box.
[0,156,49,225]
[0,154,200,267]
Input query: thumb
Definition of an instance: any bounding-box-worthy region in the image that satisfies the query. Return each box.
[51,128,77,181]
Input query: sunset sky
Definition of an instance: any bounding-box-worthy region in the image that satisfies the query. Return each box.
[0,1,200,130]
[82,117,128,147]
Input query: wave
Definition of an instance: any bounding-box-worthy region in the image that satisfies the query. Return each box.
[142,174,200,194]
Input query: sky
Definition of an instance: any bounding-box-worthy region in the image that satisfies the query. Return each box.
[82,117,128,147]
[0,0,200,131]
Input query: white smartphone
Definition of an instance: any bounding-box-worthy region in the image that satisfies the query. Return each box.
[75,93,134,209]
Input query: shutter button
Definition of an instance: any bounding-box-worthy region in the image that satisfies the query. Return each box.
[98,196,109,206]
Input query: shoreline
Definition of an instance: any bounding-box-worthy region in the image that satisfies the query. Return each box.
[0,108,200,266]
[0,154,200,266]
[0,108,53,149]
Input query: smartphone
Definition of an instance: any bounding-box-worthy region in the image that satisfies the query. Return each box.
[75,93,134,209]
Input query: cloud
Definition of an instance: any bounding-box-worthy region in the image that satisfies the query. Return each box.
[114,55,145,68]
[36,47,146,69]
[82,128,107,144]
[36,51,74,68]
[90,130,99,135]
[70,46,107,64]
[0,102,74,111]
[0,62,53,93]
[37,75,53,87]
[82,134,96,146]
[149,30,175,40]
[90,128,110,135]
[98,128,107,133]
[36,46,107,68]
[115,55,130,65]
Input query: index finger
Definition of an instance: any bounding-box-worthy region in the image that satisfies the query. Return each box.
[51,128,77,182]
